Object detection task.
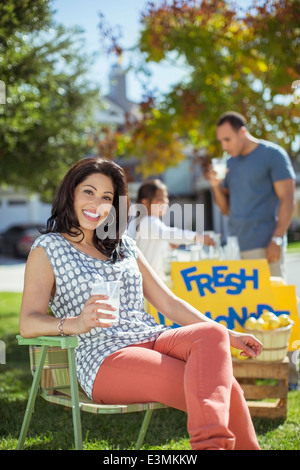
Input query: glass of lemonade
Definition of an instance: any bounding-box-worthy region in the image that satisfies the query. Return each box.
[211,156,228,180]
[91,280,121,325]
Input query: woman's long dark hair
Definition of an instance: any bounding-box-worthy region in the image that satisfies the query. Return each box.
[43,157,130,262]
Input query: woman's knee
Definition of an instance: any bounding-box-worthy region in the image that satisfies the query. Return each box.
[187,322,231,361]
[193,321,229,344]
[154,321,230,363]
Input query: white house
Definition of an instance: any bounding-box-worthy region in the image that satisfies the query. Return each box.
[0,188,51,232]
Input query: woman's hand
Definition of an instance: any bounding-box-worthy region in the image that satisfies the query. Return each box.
[75,295,117,333]
[228,330,263,359]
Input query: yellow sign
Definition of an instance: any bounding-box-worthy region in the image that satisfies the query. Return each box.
[149,259,300,351]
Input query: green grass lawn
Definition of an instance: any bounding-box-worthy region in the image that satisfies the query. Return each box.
[287,241,300,253]
[0,292,299,450]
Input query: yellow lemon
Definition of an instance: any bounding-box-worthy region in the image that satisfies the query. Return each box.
[237,353,249,361]
[260,311,280,330]
[237,354,249,361]
[252,317,265,331]
[230,346,249,360]
[244,317,257,330]
[278,314,294,327]
[261,311,277,322]
[265,316,281,330]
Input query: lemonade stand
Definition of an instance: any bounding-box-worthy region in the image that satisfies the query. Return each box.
[147,246,300,418]
[148,245,299,357]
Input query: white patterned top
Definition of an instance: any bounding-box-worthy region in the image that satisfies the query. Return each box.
[31,233,169,398]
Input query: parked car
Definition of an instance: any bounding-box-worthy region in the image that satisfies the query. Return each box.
[0,223,45,258]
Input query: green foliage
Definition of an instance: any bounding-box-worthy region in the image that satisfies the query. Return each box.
[0,0,101,200]
[0,0,51,41]
[100,0,300,175]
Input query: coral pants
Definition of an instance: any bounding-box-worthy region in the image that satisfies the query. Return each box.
[92,322,260,450]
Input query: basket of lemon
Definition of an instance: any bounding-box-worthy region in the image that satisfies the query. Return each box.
[243,312,294,362]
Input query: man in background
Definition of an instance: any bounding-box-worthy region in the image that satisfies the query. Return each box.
[205,111,295,279]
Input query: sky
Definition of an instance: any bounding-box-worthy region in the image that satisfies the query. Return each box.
[52,0,254,103]
[53,0,191,102]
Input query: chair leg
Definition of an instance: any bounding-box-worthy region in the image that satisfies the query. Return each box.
[67,347,83,450]
[134,409,154,450]
[17,345,48,450]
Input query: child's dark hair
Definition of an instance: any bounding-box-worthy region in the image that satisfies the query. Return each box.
[136,179,167,204]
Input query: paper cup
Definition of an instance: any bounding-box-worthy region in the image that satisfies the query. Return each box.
[91,280,121,324]
[212,157,227,180]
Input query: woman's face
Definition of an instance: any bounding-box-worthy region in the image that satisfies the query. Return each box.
[73,173,115,233]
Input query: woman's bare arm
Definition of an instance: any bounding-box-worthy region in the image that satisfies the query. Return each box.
[19,247,114,338]
[138,248,262,358]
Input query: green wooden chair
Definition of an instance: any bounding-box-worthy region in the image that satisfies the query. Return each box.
[16,335,168,450]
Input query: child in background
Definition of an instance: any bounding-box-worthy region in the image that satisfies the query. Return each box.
[127,179,214,281]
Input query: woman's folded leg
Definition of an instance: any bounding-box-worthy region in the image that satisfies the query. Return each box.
[92,323,260,450]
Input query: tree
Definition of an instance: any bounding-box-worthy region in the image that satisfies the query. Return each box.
[99,0,300,176]
[0,0,101,200]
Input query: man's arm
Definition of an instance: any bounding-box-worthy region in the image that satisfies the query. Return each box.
[266,178,295,262]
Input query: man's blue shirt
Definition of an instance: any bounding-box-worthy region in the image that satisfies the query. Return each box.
[222,140,295,251]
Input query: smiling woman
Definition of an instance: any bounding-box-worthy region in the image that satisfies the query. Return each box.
[19,156,263,451]
[43,157,130,261]
[74,174,114,226]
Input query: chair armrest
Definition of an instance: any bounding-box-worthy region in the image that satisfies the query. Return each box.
[16,335,79,349]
